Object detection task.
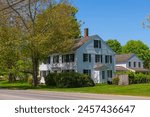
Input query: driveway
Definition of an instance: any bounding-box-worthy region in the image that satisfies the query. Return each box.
[0,89,150,100]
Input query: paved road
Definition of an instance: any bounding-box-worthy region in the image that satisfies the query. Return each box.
[0,89,150,100]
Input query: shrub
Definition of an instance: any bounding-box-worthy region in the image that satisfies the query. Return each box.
[28,77,33,85]
[45,72,95,88]
[45,73,57,86]
[129,72,150,84]
[112,77,119,85]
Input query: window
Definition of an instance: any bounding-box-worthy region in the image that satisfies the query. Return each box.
[105,55,112,63]
[107,70,113,78]
[102,71,105,79]
[53,55,59,63]
[95,54,100,63]
[43,57,51,64]
[47,56,51,64]
[94,40,101,48]
[138,62,141,68]
[105,55,109,63]
[134,62,136,67]
[95,54,103,63]
[83,54,91,62]
[110,56,112,63]
[83,69,91,76]
[129,62,131,67]
[62,54,75,63]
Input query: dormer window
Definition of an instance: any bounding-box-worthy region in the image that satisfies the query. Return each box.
[94,40,101,48]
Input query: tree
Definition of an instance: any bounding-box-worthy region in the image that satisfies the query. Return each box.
[122,40,150,68]
[1,0,80,86]
[0,16,22,82]
[106,39,122,54]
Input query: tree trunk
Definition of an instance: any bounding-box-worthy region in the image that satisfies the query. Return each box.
[8,73,16,83]
[32,57,39,87]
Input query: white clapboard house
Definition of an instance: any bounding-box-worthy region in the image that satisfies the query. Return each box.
[39,28,116,83]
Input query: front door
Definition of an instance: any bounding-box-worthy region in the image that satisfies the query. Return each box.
[93,71,100,83]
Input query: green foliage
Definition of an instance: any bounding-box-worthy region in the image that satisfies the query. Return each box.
[122,40,150,68]
[45,72,95,88]
[129,72,150,84]
[106,39,122,54]
[112,77,119,85]
[28,77,33,85]
[45,73,57,86]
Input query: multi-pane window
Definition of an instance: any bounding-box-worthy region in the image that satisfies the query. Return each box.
[43,56,51,64]
[83,54,91,62]
[138,62,141,68]
[107,70,113,78]
[83,69,91,76]
[94,40,101,48]
[129,62,131,67]
[105,55,112,63]
[53,55,59,63]
[62,54,75,63]
[95,54,103,63]
[134,62,136,67]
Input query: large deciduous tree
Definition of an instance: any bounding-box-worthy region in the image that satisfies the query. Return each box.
[106,39,122,54]
[1,0,80,86]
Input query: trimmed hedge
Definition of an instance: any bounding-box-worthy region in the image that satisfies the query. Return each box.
[45,72,95,88]
[129,72,150,84]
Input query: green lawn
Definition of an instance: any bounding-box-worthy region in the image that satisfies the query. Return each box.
[0,80,150,97]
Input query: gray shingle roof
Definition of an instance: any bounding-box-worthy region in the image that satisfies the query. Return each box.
[73,35,94,50]
[116,53,134,63]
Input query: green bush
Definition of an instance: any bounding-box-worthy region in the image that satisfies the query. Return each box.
[45,72,95,88]
[129,72,150,84]
[112,77,119,85]
[28,77,33,85]
[45,73,57,86]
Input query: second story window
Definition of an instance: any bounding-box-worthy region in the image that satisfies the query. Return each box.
[47,56,51,64]
[134,62,136,68]
[94,40,101,48]
[53,55,59,63]
[95,54,103,63]
[105,55,113,64]
[83,54,91,62]
[62,54,75,63]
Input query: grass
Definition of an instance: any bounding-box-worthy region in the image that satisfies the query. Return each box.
[0,80,150,96]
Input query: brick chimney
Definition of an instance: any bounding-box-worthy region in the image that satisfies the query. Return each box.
[84,28,89,37]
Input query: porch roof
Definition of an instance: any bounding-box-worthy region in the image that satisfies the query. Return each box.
[93,64,109,70]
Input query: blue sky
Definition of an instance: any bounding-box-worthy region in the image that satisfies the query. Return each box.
[73,0,150,47]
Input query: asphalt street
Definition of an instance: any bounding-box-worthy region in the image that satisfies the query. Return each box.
[0,89,150,100]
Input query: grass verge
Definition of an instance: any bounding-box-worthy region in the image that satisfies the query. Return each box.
[0,80,150,96]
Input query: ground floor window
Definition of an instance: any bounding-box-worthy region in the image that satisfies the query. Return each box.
[107,70,113,78]
[102,71,105,79]
[83,69,91,76]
